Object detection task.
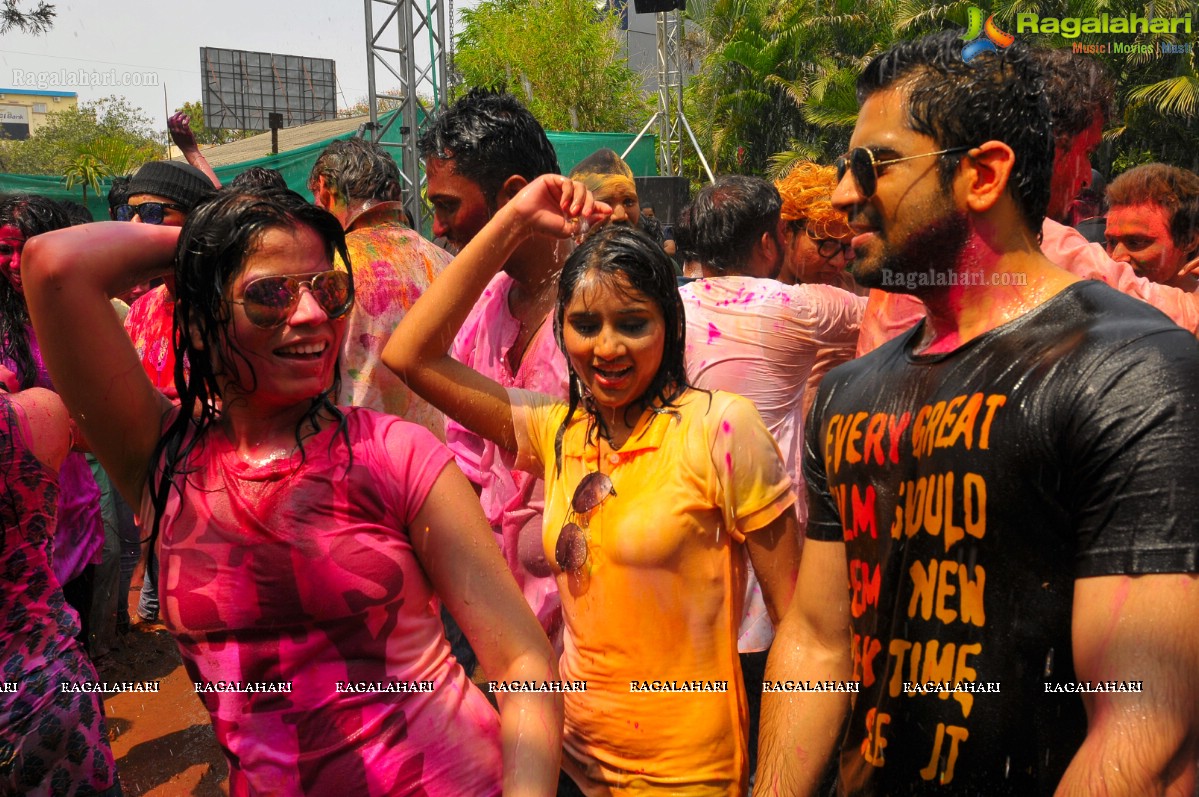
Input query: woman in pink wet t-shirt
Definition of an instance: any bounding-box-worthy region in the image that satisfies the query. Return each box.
[23,189,562,797]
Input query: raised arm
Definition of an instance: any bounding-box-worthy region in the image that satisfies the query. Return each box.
[411,461,563,797]
[383,174,607,452]
[1055,572,1199,797]
[168,112,222,189]
[22,222,177,508]
[755,539,853,796]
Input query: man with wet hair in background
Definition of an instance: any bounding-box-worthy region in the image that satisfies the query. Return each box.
[418,89,568,672]
[757,31,1199,796]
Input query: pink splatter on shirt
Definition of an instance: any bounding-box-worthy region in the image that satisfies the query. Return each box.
[680,276,864,651]
[148,409,502,797]
[446,271,567,641]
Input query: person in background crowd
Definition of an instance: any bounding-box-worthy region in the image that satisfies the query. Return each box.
[1105,163,1199,291]
[639,205,677,258]
[775,161,864,294]
[0,373,121,797]
[309,137,452,436]
[0,195,104,657]
[419,89,570,665]
[118,160,217,630]
[677,174,863,784]
[568,148,640,232]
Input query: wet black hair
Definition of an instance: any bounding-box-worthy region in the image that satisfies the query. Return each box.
[419,89,560,206]
[551,224,689,467]
[1029,46,1113,141]
[57,200,94,226]
[108,175,132,219]
[308,138,402,204]
[858,31,1054,235]
[0,195,71,389]
[678,175,782,274]
[231,166,289,194]
[148,188,354,539]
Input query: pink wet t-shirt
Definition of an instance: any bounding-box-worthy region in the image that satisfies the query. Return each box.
[149,408,502,797]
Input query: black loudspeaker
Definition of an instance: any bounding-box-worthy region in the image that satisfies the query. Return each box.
[632,0,684,13]
[634,176,691,227]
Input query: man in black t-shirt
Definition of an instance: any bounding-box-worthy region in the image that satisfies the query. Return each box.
[756,32,1199,797]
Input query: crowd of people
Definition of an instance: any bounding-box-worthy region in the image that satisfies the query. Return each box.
[2,29,1197,797]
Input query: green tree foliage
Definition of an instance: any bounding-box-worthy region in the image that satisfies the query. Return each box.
[453,0,650,131]
[174,100,254,145]
[686,0,1199,177]
[0,96,160,176]
[686,0,906,177]
[63,153,103,201]
[1,0,54,34]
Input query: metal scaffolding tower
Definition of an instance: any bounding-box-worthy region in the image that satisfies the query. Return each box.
[624,8,713,183]
[362,0,450,232]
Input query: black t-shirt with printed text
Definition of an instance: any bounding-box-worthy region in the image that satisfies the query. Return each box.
[804,281,1199,795]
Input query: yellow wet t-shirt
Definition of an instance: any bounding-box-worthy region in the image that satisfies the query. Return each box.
[510,387,794,796]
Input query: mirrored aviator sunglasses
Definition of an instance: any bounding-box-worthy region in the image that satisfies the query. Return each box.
[114,202,185,224]
[555,471,616,573]
[232,270,354,328]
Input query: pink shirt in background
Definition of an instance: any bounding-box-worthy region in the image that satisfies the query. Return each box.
[857,218,1199,355]
[150,409,502,797]
[447,271,568,642]
[680,276,864,651]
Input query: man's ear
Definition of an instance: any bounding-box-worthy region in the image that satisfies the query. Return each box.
[312,175,334,210]
[961,141,1015,215]
[494,175,529,210]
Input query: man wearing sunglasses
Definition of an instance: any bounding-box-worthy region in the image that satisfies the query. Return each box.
[857,46,1199,355]
[757,32,1199,797]
[119,159,215,630]
[308,138,451,438]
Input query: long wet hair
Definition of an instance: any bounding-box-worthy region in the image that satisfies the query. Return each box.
[552,224,689,467]
[0,195,71,389]
[148,189,353,537]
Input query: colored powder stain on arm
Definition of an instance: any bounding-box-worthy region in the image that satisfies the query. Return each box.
[722,420,732,434]
[726,452,734,472]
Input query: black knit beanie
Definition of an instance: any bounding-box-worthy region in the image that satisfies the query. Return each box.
[127,161,217,211]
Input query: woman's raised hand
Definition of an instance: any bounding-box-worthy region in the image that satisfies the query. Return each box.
[508,174,612,240]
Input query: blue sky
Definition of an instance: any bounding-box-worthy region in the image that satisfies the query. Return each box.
[0,1,464,129]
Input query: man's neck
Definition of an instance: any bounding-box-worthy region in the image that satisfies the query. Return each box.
[914,229,1079,355]
[504,236,567,307]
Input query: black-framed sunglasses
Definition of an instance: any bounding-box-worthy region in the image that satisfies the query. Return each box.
[227,270,354,329]
[555,471,616,573]
[835,146,974,199]
[807,231,853,260]
[114,202,186,225]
